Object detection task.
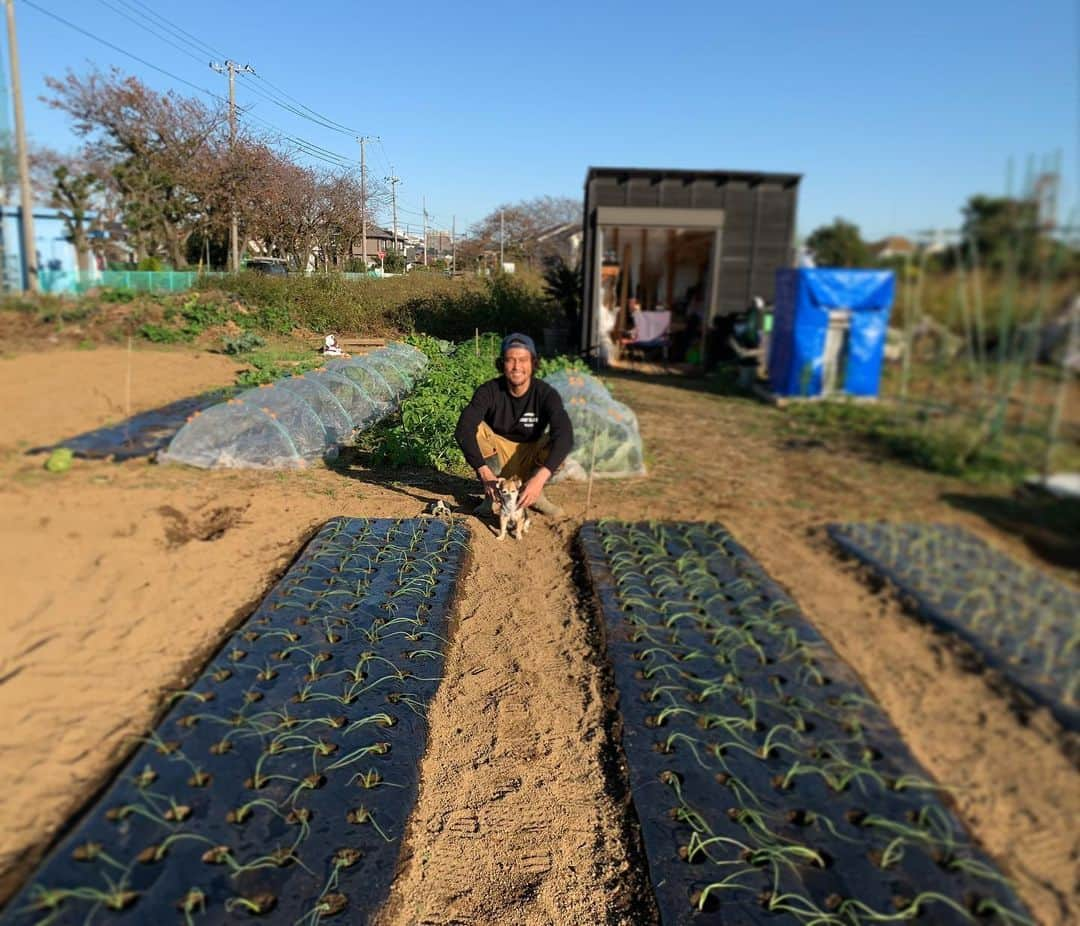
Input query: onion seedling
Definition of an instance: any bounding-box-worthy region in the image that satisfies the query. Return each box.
[177,887,206,926]
[223,893,276,916]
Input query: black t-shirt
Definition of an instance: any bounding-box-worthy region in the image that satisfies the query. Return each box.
[454,376,574,473]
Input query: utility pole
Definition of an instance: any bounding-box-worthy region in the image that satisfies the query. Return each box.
[385,172,400,258]
[499,208,504,269]
[451,215,456,275]
[210,59,254,272]
[6,0,36,291]
[422,196,428,267]
[357,135,378,270]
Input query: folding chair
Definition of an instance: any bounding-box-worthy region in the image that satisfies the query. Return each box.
[623,309,671,365]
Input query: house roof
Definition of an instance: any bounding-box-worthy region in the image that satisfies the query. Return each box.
[586,166,802,189]
[534,221,581,243]
[873,235,915,254]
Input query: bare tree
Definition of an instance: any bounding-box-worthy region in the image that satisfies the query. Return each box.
[41,67,385,272]
[45,68,228,266]
[31,147,107,271]
[466,195,581,269]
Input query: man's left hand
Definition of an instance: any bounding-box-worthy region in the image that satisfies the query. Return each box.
[519,467,551,510]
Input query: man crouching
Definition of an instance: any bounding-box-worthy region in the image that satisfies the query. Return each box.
[454,333,573,519]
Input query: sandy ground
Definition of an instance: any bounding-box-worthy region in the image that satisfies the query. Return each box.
[0,346,1077,924]
[0,346,239,453]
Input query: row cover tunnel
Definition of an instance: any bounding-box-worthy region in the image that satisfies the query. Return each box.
[161,343,428,469]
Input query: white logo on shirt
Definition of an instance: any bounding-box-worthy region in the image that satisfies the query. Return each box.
[519,412,538,430]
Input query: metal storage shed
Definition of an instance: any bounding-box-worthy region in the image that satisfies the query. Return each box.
[579,166,801,364]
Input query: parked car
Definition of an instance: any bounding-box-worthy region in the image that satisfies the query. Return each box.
[245,258,288,276]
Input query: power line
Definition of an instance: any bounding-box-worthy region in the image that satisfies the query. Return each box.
[22,1,358,173]
[94,0,361,138]
[236,71,357,137]
[114,0,226,60]
[376,138,393,173]
[92,0,207,67]
[248,72,358,135]
[22,0,224,101]
[238,108,356,166]
[24,0,389,231]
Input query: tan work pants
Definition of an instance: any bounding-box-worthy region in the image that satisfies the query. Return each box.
[475,421,552,480]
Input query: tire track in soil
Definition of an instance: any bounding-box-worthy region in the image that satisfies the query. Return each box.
[376,519,654,926]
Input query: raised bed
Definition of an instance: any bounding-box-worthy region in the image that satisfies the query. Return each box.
[1,517,469,926]
[828,522,1079,732]
[160,343,428,469]
[31,390,232,461]
[580,520,1032,925]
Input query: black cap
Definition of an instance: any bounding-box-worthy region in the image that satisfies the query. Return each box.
[500,332,537,359]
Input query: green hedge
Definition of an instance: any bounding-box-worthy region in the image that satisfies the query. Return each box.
[194,272,558,342]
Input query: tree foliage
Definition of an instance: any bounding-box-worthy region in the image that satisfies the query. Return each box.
[805,218,870,268]
[42,68,379,270]
[462,195,581,268]
[542,255,582,331]
[31,148,102,271]
[961,195,1040,272]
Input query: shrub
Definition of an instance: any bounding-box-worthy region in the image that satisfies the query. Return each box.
[786,400,1028,481]
[363,332,585,473]
[222,331,265,355]
[138,322,187,343]
[194,271,557,342]
[537,354,588,378]
[362,333,502,471]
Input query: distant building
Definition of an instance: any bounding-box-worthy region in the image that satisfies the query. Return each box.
[350,226,408,264]
[871,235,915,260]
[533,222,583,267]
[1,206,97,292]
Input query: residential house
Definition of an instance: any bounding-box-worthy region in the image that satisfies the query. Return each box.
[533,221,583,268]
[349,225,408,265]
[871,236,915,260]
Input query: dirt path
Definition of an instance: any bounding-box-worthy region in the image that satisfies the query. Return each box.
[377,519,649,926]
[0,349,1076,924]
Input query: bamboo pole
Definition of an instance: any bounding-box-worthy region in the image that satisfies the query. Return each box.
[584,430,598,521]
[1043,297,1079,478]
[1020,247,1052,430]
[954,251,983,396]
[899,250,914,402]
[967,238,989,395]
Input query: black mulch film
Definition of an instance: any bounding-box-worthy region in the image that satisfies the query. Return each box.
[1,517,470,926]
[828,522,1079,733]
[579,521,1032,926]
[32,390,231,460]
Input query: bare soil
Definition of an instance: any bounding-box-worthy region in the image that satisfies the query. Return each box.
[0,346,1076,924]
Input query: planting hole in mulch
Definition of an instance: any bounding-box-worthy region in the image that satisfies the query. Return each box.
[0,517,469,926]
[579,520,1032,925]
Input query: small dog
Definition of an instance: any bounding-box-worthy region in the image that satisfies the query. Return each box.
[422,499,452,520]
[494,476,530,541]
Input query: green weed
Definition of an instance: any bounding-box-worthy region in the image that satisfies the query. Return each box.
[786,400,1032,482]
[222,331,266,355]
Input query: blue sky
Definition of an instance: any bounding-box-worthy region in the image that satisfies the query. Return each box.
[8,0,1078,241]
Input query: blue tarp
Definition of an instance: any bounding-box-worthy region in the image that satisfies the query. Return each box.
[768,269,895,397]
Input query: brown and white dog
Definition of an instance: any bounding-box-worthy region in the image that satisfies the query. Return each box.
[494,476,530,541]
